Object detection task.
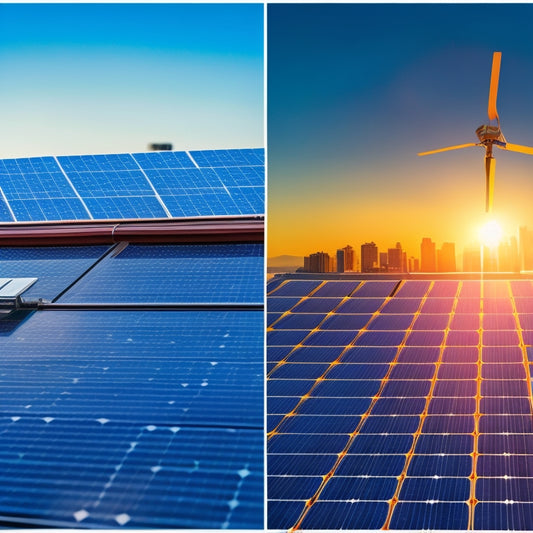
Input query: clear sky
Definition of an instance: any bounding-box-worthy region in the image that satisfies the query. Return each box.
[268,3,533,262]
[0,3,263,158]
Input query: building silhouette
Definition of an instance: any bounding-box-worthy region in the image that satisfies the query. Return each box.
[437,242,456,272]
[336,249,345,273]
[307,251,332,273]
[463,247,481,272]
[421,238,436,272]
[520,226,533,271]
[361,242,378,273]
[499,237,520,272]
[336,245,354,273]
[387,242,405,272]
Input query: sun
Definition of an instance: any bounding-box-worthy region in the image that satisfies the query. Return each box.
[479,220,503,248]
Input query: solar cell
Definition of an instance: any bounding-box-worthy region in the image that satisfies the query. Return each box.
[292,297,342,313]
[277,414,360,434]
[381,379,431,397]
[399,477,470,501]
[320,313,373,330]
[336,297,386,313]
[271,313,326,329]
[285,346,344,363]
[311,280,361,297]
[394,280,431,297]
[358,415,420,434]
[270,280,321,297]
[353,280,398,297]
[336,453,406,476]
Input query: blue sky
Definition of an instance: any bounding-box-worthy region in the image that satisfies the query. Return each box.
[0,3,263,158]
[268,3,533,259]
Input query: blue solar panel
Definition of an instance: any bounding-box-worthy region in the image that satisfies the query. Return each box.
[58,243,263,304]
[0,245,110,301]
[0,195,14,221]
[0,308,263,528]
[312,280,361,297]
[271,313,326,329]
[270,280,321,296]
[354,280,398,297]
[0,419,262,528]
[268,274,533,530]
[0,148,264,222]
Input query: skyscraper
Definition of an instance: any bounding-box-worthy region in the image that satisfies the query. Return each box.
[437,242,456,272]
[421,237,437,272]
[361,242,378,273]
[463,247,481,272]
[520,226,533,271]
[343,245,354,272]
[308,251,332,273]
[336,249,345,273]
[387,242,403,272]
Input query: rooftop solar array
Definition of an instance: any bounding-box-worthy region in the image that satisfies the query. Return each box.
[0,242,263,528]
[267,276,533,530]
[0,148,264,222]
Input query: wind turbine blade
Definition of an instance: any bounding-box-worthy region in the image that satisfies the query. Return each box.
[497,142,533,155]
[488,51,502,122]
[418,143,479,156]
[485,156,496,213]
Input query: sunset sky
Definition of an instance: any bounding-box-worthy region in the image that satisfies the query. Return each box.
[0,4,263,158]
[268,4,533,262]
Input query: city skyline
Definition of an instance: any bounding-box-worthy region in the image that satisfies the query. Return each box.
[290,227,533,274]
[268,4,533,259]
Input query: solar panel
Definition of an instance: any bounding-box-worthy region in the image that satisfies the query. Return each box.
[267,276,533,530]
[58,243,263,304]
[0,149,264,222]
[1,239,263,527]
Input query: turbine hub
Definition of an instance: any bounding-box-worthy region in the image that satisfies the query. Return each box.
[476,124,506,144]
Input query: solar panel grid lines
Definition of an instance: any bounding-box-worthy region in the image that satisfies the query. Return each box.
[380,279,460,530]
[269,280,441,530]
[267,281,401,438]
[0,149,264,222]
[267,277,533,530]
[52,155,94,220]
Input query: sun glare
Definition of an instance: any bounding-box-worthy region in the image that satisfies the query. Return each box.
[479,220,503,248]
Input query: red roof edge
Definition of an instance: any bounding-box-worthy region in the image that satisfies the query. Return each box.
[0,217,264,246]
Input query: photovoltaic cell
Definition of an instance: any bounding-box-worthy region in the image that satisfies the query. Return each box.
[353,280,398,297]
[270,280,321,297]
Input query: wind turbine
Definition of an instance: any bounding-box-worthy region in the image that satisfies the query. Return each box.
[418,52,533,212]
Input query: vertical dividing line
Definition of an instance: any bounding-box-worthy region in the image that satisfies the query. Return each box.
[53,156,94,220]
[129,153,172,218]
[0,186,16,222]
[268,281,398,439]
[382,281,460,530]
[288,281,433,531]
[468,281,483,530]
